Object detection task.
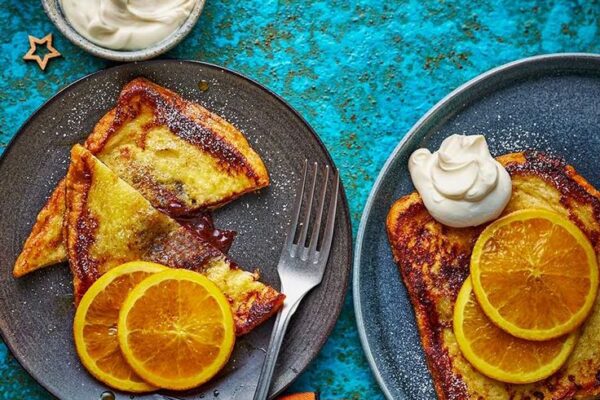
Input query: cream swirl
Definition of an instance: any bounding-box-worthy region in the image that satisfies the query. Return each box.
[408,134,512,227]
[61,0,196,51]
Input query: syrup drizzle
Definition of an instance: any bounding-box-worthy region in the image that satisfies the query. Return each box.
[177,212,236,254]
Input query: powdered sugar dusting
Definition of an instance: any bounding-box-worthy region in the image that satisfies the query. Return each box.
[360,72,600,399]
[2,62,350,400]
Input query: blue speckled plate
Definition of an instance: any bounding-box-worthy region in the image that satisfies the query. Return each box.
[354,53,600,399]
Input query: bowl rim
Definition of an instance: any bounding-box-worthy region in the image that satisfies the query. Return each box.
[40,0,205,62]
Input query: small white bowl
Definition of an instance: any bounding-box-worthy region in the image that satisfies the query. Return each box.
[41,0,206,62]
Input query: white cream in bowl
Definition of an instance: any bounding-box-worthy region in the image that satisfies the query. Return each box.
[60,0,196,51]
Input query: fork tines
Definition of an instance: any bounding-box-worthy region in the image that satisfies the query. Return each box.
[286,160,339,262]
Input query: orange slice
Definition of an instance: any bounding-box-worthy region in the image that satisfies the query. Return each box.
[73,261,167,392]
[118,269,235,390]
[454,278,577,384]
[471,209,598,340]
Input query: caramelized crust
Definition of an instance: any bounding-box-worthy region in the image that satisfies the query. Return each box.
[65,145,283,335]
[13,180,67,277]
[86,78,270,214]
[14,78,269,277]
[387,151,600,400]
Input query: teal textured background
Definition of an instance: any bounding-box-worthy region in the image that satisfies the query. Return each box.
[1,0,599,399]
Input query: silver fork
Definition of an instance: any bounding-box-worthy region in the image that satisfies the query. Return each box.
[252,161,339,400]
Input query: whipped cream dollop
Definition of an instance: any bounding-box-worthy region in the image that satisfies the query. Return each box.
[408,134,512,228]
[61,0,195,50]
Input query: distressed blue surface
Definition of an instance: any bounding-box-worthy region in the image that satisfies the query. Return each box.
[0,0,599,399]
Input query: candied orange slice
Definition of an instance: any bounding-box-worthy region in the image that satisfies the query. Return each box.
[118,269,235,390]
[471,209,598,340]
[454,278,577,383]
[73,261,167,392]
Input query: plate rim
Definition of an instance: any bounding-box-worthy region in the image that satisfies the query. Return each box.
[352,52,600,400]
[0,59,353,399]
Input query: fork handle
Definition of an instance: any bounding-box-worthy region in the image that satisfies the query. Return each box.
[253,295,304,400]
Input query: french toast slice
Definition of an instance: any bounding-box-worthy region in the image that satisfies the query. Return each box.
[86,78,270,213]
[13,180,67,276]
[14,78,269,277]
[65,144,283,335]
[386,151,600,400]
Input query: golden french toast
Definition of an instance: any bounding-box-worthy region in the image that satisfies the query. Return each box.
[65,144,283,335]
[14,78,269,277]
[13,181,67,275]
[387,151,600,399]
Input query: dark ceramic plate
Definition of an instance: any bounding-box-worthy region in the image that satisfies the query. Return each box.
[0,61,352,400]
[354,53,600,399]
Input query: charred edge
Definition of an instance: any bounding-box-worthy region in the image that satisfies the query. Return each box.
[71,161,100,300]
[127,169,195,217]
[136,121,154,151]
[438,230,477,300]
[575,378,600,398]
[235,291,285,336]
[389,201,469,400]
[555,386,578,400]
[159,183,269,216]
[112,80,259,181]
[505,151,600,246]
[133,166,266,218]
[567,375,581,391]
[154,187,246,218]
[120,160,263,218]
[543,372,563,397]
[121,162,238,218]
[142,226,224,272]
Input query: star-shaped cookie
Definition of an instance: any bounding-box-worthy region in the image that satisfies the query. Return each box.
[23,34,61,71]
